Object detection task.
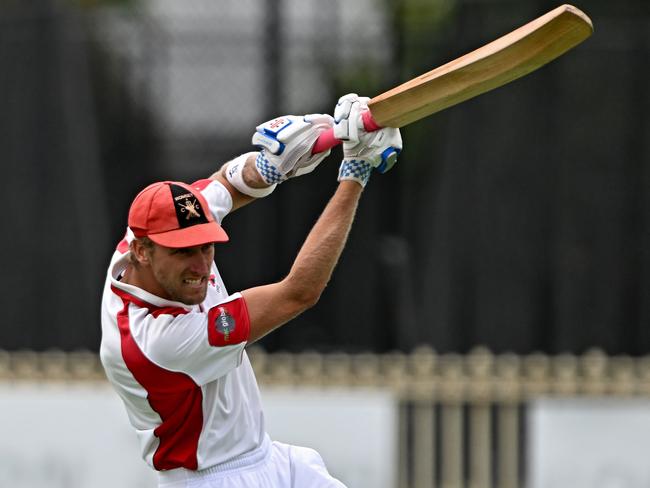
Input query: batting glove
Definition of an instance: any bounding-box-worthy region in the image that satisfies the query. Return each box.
[252,114,334,185]
[334,94,402,188]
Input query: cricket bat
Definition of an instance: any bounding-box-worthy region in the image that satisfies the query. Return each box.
[312,4,593,154]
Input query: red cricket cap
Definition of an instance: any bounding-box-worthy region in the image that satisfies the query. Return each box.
[128,181,229,248]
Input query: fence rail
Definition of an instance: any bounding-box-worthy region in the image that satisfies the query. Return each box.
[2,346,649,488]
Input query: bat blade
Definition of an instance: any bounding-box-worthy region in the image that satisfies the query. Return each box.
[370,4,593,128]
[311,4,593,154]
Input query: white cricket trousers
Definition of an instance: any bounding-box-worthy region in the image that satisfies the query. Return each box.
[158,435,347,488]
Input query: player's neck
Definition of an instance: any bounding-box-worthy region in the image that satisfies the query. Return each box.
[122,264,171,301]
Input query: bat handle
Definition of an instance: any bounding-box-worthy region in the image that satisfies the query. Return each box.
[311,110,382,155]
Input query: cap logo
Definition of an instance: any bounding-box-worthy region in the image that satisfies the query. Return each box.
[169,184,209,228]
[177,196,201,220]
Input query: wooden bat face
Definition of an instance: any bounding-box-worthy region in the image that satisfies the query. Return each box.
[310,4,593,155]
[368,4,593,128]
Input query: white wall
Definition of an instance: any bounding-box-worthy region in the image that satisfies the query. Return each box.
[0,384,157,488]
[528,398,650,488]
[262,386,398,488]
[0,383,397,488]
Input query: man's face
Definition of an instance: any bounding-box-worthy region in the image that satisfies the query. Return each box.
[146,242,215,305]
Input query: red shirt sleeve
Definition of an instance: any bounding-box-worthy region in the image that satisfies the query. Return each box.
[207,297,250,347]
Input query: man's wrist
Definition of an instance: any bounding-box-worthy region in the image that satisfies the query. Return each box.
[241,153,271,189]
[338,179,365,191]
[223,153,276,198]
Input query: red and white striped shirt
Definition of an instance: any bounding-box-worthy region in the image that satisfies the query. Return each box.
[100,179,266,472]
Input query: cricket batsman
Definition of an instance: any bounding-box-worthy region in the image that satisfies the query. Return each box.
[99,94,402,488]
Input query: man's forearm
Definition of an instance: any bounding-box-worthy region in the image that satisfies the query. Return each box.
[283,181,363,302]
[241,180,363,343]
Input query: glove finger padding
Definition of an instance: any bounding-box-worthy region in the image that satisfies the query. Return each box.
[288,114,334,178]
[252,114,334,184]
[333,93,403,187]
[343,126,402,173]
[333,94,370,142]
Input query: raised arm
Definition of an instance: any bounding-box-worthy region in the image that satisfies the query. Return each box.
[241,180,361,342]
[210,113,334,212]
[241,94,403,343]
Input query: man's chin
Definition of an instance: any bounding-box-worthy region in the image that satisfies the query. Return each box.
[182,291,207,305]
[172,287,207,306]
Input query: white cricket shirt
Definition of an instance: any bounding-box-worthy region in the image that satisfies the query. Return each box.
[100,179,265,472]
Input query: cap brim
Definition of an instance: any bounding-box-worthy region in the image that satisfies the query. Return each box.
[148,221,229,248]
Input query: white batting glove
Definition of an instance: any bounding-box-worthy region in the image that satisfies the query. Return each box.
[252,114,334,185]
[333,94,402,187]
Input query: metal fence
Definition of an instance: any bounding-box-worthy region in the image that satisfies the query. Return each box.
[2,347,649,488]
[2,0,649,355]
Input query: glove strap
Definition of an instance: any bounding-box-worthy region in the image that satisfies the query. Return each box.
[225,153,277,198]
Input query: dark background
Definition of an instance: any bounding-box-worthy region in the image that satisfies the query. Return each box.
[2,0,648,355]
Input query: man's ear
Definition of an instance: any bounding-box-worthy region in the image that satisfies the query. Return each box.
[131,239,151,265]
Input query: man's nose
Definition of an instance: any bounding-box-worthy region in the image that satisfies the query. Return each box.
[189,254,211,274]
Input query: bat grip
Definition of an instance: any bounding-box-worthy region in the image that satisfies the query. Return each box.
[311,110,382,155]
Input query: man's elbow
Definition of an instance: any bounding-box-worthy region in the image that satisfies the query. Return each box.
[292,289,322,312]
[284,278,324,312]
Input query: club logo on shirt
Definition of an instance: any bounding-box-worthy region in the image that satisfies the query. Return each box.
[214,307,236,342]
